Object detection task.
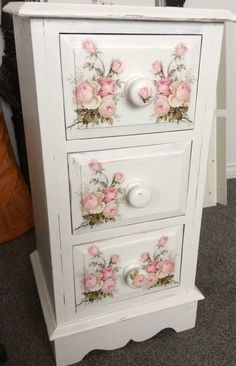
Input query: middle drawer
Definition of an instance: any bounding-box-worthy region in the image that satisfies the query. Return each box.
[68,141,191,234]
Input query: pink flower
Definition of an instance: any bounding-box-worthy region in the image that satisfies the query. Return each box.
[89,160,102,172]
[154,97,170,117]
[101,267,114,281]
[103,201,118,219]
[102,187,118,203]
[162,259,175,275]
[84,274,101,291]
[88,244,101,256]
[111,59,124,73]
[174,42,187,57]
[139,86,153,102]
[75,81,101,109]
[140,252,149,262]
[102,278,116,294]
[81,192,105,214]
[145,260,159,273]
[146,273,158,288]
[132,274,147,288]
[156,78,173,97]
[151,60,162,74]
[111,254,120,264]
[114,172,124,184]
[158,236,168,246]
[98,77,116,97]
[82,39,97,54]
[169,81,191,107]
[98,97,116,119]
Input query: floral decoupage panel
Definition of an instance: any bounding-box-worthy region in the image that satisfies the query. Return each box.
[73,226,183,310]
[68,143,191,234]
[60,34,202,139]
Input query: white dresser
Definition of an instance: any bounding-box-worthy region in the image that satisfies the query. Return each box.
[4,3,235,365]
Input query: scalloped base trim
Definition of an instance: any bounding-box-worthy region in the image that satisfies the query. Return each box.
[31,250,203,366]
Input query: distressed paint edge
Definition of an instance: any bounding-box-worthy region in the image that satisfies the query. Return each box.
[3,3,236,23]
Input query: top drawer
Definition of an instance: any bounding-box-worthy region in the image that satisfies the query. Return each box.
[60,34,201,140]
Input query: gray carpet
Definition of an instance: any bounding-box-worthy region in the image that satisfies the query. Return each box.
[1,180,236,366]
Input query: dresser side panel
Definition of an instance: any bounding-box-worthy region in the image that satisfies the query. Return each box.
[13,16,65,324]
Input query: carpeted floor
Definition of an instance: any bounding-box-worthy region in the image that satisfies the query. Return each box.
[1,180,236,366]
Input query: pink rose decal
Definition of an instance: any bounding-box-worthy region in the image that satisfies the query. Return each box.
[140,252,149,262]
[102,279,116,294]
[103,201,118,219]
[84,274,102,291]
[82,39,97,54]
[81,192,105,214]
[98,97,116,119]
[161,260,175,275]
[111,59,124,74]
[146,273,158,288]
[169,81,191,107]
[111,254,120,264]
[139,86,153,103]
[80,246,120,304]
[132,274,147,288]
[150,42,193,124]
[154,97,170,117]
[151,60,162,75]
[101,267,114,281]
[70,38,124,129]
[158,236,168,246]
[145,260,159,273]
[79,160,124,229]
[156,78,173,97]
[98,77,116,97]
[114,172,124,184]
[89,160,103,172]
[102,187,118,203]
[174,42,187,57]
[88,244,101,257]
[129,234,176,290]
[75,81,101,109]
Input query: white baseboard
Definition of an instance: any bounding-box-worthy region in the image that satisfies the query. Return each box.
[227,163,236,179]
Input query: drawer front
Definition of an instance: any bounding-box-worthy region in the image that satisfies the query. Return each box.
[73,225,183,309]
[68,142,191,234]
[60,34,201,140]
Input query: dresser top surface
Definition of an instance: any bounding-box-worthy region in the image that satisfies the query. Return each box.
[3,2,236,23]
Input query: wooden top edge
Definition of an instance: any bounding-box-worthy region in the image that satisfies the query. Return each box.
[3,2,236,22]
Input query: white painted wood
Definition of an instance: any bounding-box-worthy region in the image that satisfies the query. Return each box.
[68,142,191,233]
[53,293,201,366]
[13,16,66,324]
[61,34,200,139]
[204,117,217,207]
[4,2,236,22]
[5,3,232,365]
[73,225,183,309]
[217,117,227,204]
[31,251,56,337]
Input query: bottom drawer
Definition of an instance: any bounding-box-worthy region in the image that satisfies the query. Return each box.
[73,225,183,310]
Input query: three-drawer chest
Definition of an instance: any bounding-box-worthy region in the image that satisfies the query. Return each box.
[4,3,236,365]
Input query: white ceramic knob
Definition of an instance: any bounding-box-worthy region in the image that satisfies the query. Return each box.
[123,263,147,289]
[125,77,154,107]
[126,182,152,208]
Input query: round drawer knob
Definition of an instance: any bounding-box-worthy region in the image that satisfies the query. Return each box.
[123,263,147,289]
[125,77,154,107]
[126,182,152,208]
